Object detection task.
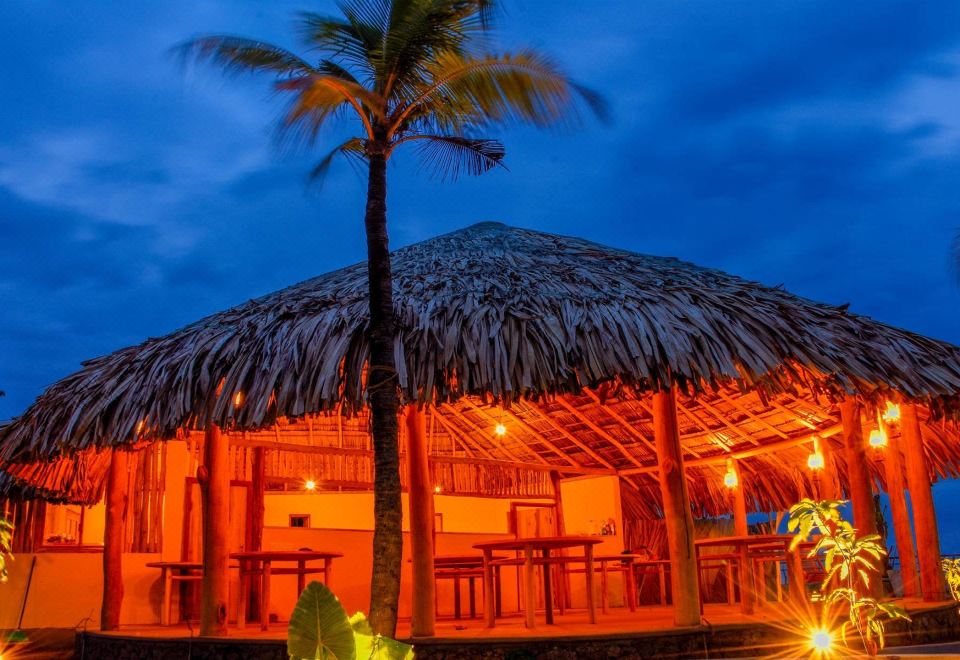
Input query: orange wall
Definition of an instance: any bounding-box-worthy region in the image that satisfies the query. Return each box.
[1,448,629,628]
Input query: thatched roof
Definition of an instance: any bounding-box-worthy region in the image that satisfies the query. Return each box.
[3,221,960,468]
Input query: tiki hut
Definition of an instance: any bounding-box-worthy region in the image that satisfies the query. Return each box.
[1,221,959,641]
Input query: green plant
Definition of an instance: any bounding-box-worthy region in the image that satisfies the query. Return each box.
[288,581,414,660]
[941,558,960,601]
[0,517,12,583]
[789,499,909,656]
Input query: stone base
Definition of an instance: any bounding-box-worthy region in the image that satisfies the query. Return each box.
[75,603,960,660]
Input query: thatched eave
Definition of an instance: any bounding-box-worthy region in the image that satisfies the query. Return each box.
[3,221,960,464]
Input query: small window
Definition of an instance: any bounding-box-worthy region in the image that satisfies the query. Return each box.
[289,514,311,528]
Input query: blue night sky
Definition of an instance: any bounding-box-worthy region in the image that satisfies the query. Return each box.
[2,2,960,547]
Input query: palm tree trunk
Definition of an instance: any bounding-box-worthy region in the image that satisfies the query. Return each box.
[363,149,403,636]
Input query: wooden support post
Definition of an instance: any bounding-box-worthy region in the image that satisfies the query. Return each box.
[731,459,749,537]
[101,448,129,631]
[901,403,946,601]
[840,399,881,598]
[880,416,919,598]
[818,436,838,500]
[199,424,230,636]
[839,400,879,536]
[652,389,701,627]
[248,446,266,621]
[407,406,436,637]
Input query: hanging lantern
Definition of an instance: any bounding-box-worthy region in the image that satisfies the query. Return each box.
[882,401,901,424]
[807,437,825,471]
[723,458,738,489]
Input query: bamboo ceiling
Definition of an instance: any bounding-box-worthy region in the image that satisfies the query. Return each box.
[3,222,960,515]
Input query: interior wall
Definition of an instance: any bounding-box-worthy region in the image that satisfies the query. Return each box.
[3,445,630,629]
[264,491,548,534]
[559,475,627,608]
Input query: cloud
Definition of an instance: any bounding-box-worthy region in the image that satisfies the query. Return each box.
[2,1,960,453]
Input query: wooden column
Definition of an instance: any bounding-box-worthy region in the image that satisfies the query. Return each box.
[901,403,946,601]
[101,448,129,631]
[840,398,881,598]
[652,389,701,627]
[818,437,839,500]
[839,400,879,536]
[730,459,749,537]
[199,423,230,636]
[248,446,266,620]
[880,416,919,598]
[406,406,436,637]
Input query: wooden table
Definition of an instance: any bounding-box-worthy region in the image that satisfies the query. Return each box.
[145,561,203,626]
[230,550,342,630]
[474,536,602,629]
[694,534,803,615]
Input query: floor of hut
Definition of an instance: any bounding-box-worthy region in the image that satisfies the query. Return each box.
[90,598,952,643]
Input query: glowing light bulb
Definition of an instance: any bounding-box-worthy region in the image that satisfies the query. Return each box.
[494,423,507,437]
[807,452,825,470]
[433,485,442,494]
[305,480,317,491]
[882,401,901,424]
[869,429,887,448]
[810,628,833,653]
[723,470,738,489]
[723,458,738,489]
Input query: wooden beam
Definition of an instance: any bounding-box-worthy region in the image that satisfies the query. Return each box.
[520,400,619,470]
[199,424,230,636]
[449,400,545,465]
[466,400,580,468]
[770,400,818,430]
[715,390,791,439]
[901,403,946,601]
[652,389,701,627]
[231,436,613,476]
[879,415,919,598]
[406,407,436,637]
[431,409,492,460]
[100,448,129,631]
[618,424,842,475]
[695,397,762,447]
[554,397,645,469]
[580,390,659,461]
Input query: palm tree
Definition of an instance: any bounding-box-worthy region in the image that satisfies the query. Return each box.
[180,0,603,635]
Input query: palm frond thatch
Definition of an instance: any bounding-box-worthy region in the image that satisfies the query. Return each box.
[3,222,960,466]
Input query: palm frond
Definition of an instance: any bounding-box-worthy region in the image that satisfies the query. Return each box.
[382,0,497,96]
[392,50,607,134]
[175,36,315,77]
[308,137,368,187]
[298,6,386,79]
[405,134,505,180]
